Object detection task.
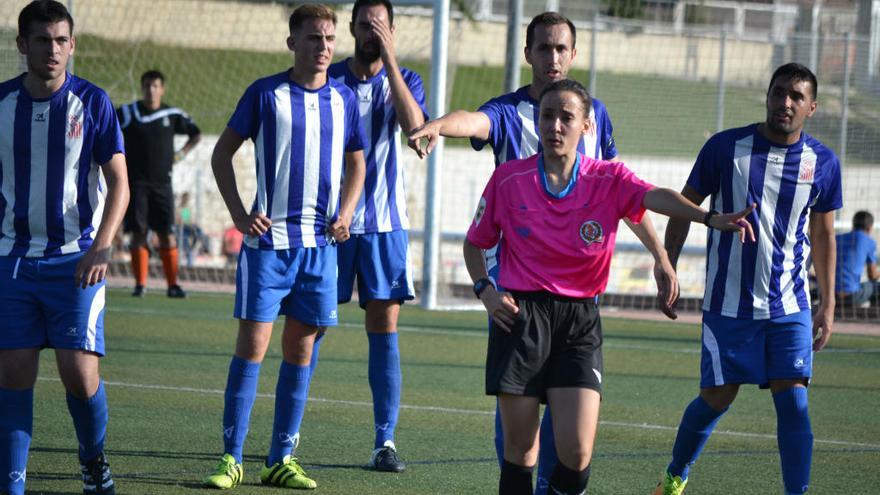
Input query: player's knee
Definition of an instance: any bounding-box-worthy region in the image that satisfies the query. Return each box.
[364,300,399,333]
[700,385,739,411]
[556,441,593,471]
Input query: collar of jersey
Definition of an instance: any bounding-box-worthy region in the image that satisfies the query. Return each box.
[344,57,387,84]
[538,152,581,199]
[752,122,806,149]
[20,71,72,102]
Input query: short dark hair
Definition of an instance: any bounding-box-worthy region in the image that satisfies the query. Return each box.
[18,0,73,38]
[140,70,165,86]
[289,4,337,34]
[526,12,576,50]
[768,63,818,100]
[352,0,394,26]
[539,79,592,117]
[853,211,874,231]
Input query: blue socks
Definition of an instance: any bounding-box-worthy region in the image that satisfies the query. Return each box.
[773,387,812,494]
[308,331,324,378]
[667,396,727,480]
[222,356,261,463]
[368,332,401,449]
[0,388,33,495]
[267,361,311,465]
[66,381,108,462]
[535,408,558,495]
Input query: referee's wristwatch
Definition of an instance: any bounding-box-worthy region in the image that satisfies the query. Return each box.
[473,277,495,298]
[702,209,719,227]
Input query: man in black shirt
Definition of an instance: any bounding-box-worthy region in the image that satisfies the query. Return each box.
[118,70,201,297]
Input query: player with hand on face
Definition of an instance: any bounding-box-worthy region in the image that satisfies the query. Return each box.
[203,4,366,490]
[464,79,754,495]
[0,1,130,494]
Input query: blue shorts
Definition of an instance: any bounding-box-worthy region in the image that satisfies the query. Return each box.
[700,310,813,388]
[234,244,338,326]
[0,254,106,355]
[337,231,415,308]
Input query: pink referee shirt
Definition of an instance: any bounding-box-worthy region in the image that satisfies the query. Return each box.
[467,153,654,298]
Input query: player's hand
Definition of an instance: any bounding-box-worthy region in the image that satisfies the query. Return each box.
[235,212,272,237]
[654,257,679,320]
[709,203,756,243]
[480,286,519,332]
[812,302,834,351]
[74,245,111,289]
[327,217,351,243]
[407,121,440,159]
[371,17,396,63]
[174,150,185,163]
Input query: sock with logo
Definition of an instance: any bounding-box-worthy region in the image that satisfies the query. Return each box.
[0,388,33,495]
[548,462,590,495]
[267,361,311,466]
[66,381,108,462]
[534,407,558,495]
[368,332,401,449]
[667,395,727,480]
[773,387,812,495]
[130,246,149,286]
[222,356,261,463]
[500,460,534,495]
[159,247,179,287]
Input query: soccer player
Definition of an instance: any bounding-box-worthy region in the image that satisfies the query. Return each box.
[0,1,129,494]
[653,63,842,495]
[464,79,754,495]
[408,11,678,492]
[322,0,427,472]
[835,211,878,307]
[203,4,366,490]
[118,70,201,298]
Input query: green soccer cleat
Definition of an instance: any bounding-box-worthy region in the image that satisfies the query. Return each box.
[652,471,688,495]
[203,453,243,490]
[260,455,317,489]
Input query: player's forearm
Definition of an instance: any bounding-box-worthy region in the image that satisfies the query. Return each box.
[385,65,425,135]
[181,133,201,154]
[624,215,668,263]
[93,153,130,249]
[211,153,248,222]
[664,217,691,269]
[463,239,489,283]
[811,219,837,308]
[434,110,490,140]
[339,152,366,220]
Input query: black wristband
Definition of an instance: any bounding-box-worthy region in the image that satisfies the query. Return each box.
[473,277,495,298]
[703,209,719,227]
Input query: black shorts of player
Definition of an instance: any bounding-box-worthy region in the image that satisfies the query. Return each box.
[124,182,175,234]
[486,291,603,402]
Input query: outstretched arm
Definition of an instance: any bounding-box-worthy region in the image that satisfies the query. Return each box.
[810,210,836,351]
[644,187,755,242]
[407,110,491,159]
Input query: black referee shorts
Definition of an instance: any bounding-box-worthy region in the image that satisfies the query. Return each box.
[486,291,603,401]
[125,182,175,234]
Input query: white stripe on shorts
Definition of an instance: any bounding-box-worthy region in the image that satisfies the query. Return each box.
[702,322,725,387]
[86,285,106,352]
[239,250,250,319]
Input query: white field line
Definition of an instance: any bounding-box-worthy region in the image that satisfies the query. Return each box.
[105,307,880,353]
[36,377,880,450]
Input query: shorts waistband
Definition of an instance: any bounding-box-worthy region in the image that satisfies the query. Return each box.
[509,290,599,305]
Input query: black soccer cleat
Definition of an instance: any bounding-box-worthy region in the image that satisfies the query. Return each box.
[370,441,406,473]
[166,285,187,298]
[131,285,146,297]
[81,453,115,494]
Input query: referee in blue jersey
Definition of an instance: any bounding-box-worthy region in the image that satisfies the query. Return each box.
[409,12,679,494]
[323,0,428,472]
[0,2,129,494]
[653,63,842,495]
[204,4,366,490]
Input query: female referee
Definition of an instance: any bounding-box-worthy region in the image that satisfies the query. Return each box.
[463,79,755,495]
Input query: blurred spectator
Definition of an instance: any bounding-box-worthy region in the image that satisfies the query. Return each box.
[222,225,244,268]
[835,211,879,307]
[176,192,209,267]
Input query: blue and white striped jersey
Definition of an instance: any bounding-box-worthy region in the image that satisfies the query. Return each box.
[470,86,617,167]
[328,60,428,234]
[0,73,124,258]
[228,71,365,250]
[689,124,843,319]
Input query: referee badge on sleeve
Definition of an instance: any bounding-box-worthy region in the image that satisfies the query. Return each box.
[473,197,487,226]
[579,220,604,246]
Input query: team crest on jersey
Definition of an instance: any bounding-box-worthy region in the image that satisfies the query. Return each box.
[473,197,487,225]
[579,220,604,246]
[799,160,815,181]
[67,114,82,139]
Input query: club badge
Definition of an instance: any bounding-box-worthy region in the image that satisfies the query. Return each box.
[579,220,604,246]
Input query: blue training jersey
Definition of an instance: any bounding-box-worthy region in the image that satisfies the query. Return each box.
[470,85,617,167]
[0,73,124,258]
[688,123,843,319]
[835,230,877,294]
[328,59,428,234]
[228,71,365,250]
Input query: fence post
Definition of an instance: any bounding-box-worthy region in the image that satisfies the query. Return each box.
[840,32,851,166]
[716,29,727,134]
[590,12,599,97]
[504,0,523,93]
